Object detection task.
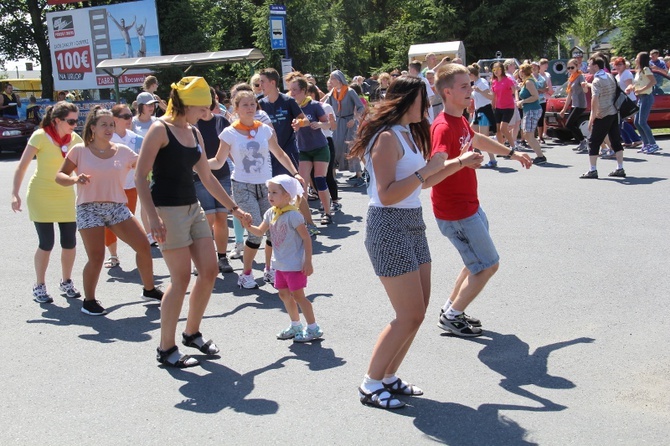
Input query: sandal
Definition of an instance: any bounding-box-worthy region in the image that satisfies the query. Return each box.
[104,256,120,268]
[358,387,405,409]
[182,331,220,355]
[383,378,424,396]
[320,214,332,225]
[156,345,199,368]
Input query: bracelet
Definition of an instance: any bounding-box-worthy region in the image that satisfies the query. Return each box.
[292,172,300,178]
[458,158,463,167]
[508,148,515,158]
[414,171,425,184]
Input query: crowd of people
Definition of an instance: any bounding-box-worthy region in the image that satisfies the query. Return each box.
[9,47,666,406]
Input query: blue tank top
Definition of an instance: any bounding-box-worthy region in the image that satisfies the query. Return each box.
[150,121,202,206]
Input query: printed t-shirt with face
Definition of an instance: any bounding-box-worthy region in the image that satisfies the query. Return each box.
[430,112,479,221]
[218,123,274,184]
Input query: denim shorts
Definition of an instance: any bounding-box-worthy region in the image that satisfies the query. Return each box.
[77,202,132,230]
[436,207,499,275]
[194,176,232,214]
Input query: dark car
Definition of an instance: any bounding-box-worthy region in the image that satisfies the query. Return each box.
[0,117,37,153]
[545,72,670,142]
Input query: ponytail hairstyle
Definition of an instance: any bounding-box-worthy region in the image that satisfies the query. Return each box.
[40,101,78,129]
[82,105,113,143]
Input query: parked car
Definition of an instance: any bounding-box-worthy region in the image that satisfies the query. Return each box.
[545,72,670,142]
[0,117,36,153]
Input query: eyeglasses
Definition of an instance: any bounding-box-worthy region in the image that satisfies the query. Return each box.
[567,66,576,70]
[64,119,77,126]
[116,114,133,120]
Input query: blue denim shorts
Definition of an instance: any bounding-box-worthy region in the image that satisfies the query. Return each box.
[194,176,232,214]
[436,207,499,275]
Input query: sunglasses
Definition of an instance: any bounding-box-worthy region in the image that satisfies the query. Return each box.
[253,84,260,87]
[64,119,77,126]
[116,114,133,120]
[567,66,576,70]
[391,74,400,77]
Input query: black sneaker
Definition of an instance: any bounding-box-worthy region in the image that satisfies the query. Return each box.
[608,168,626,178]
[218,255,234,273]
[81,299,107,316]
[142,287,164,303]
[440,308,481,327]
[533,156,547,165]
[437,314,482,337]
[580,170,598,179]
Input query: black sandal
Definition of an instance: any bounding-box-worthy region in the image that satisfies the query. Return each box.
[358,387,405,409]
[182,331,220,355]
[156,346,199,368]
[383,378,424,396]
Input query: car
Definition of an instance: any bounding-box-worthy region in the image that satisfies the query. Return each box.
[544,72,670,142]
[476,56,521,81]
[0,117,36,153]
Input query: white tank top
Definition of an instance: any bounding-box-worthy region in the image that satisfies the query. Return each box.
[365,125,426,209]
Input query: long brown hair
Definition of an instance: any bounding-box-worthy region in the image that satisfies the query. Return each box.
[348,75,430,160]
[40,101,78,129]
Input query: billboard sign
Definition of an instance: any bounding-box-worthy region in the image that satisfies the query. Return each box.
[46,0,161,90]
[269,4,287,51]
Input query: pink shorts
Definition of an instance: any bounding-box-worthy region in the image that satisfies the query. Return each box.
[274,270,307,291]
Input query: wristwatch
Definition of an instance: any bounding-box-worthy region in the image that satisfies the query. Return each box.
[508,148,515,158]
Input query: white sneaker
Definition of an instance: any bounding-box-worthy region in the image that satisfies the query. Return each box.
[229,242,243,259]
[263,268,275,285]
[237,273,258,289]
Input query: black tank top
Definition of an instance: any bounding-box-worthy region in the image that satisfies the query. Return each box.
[2,93,18,116]
[150,121,202,206]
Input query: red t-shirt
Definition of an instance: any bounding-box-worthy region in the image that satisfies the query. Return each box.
[430,112,479,221]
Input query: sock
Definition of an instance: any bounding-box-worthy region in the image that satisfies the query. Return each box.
[382,374,398,385]
[445,307,463,320]
[243,269,252,276]
[291,320,302,327]
[361,374,384,393]
[589,165,597,172]
[307,322,318,330]
[618,163,623,169]
[441,300,453,313]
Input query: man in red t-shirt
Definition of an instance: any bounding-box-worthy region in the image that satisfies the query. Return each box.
[431,64,532,336]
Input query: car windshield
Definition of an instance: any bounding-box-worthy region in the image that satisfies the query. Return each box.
[553,82,568,98]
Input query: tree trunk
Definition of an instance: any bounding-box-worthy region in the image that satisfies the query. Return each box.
[27,0,54,99]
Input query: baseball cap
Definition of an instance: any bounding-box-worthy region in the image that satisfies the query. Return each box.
[136,92,159,105]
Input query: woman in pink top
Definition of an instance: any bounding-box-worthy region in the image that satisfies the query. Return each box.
[56,106,163,316]
[490,62,517,148]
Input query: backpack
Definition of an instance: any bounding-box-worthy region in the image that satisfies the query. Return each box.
[610,74,639,119]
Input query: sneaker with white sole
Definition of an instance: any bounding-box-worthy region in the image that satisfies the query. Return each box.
[237,273,258,289]
[437,313,482,337]
[33,283,53,304]
[141,287,164,303]
[229,242,244,259]
[294,325,324,343]
[81,299,107,316]
[277,324,304,340]
[439,308,481,327]
[58,279,81,298]
[263,268,275,285]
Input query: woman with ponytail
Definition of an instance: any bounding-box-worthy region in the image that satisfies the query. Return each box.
[11,101,82,304]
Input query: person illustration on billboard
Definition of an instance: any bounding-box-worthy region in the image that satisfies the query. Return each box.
[136,18,147,57]
[108,12,136,57]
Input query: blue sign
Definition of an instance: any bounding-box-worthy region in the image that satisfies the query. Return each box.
[269,4,286,50]
[269,15,286,50]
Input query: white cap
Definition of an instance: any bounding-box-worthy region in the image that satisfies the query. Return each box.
[267,174,304,203]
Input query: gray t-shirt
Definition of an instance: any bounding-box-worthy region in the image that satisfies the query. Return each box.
[264,208,306,272]
[591,73,617,119]
[569,74,587,108]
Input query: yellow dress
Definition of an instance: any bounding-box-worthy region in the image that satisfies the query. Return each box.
[26,130,83,222]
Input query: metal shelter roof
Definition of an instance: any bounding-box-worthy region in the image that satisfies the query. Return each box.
[96,48,265,71]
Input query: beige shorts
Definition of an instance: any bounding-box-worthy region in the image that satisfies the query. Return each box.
[156,203,212,251]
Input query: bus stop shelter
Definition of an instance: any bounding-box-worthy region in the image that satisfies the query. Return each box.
[96,48,265,99]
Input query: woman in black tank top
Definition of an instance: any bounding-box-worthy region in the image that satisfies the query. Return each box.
[135,77,252,368]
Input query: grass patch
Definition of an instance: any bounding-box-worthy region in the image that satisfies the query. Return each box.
[653,128,670,135]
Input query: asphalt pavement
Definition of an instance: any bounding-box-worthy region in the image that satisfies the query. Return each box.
[1,136,669,445]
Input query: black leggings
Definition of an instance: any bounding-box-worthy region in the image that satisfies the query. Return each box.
[326,137,339,201]
[34,222,77,251]
[565,107,585,141]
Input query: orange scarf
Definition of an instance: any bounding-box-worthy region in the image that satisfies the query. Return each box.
[232,119,261,139]
[566,69,582,94]
[333,86,348,113]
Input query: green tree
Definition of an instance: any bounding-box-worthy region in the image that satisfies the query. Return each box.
[612,0,670,58]
[567,0,614,52]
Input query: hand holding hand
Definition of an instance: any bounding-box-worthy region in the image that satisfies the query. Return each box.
[459,150,484,168]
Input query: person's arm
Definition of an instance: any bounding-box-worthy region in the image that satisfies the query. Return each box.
[636,70,657,94]
[209,138,232,170]
[56,154,89,186]
[588,93,599,131]
[245,219,270,237]
[476,86,495,101]
[473,133,532,168]
[11,144,38,212]
[296,222,313,276]
[516,80,539,108]
[108,12,121,28]
[650,62,668,75]
[268,132,302,181]
[422,150,484,188]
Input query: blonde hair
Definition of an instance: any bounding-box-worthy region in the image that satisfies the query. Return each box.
[435,63,469,102]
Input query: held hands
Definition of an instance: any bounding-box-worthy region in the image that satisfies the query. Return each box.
[458,150,484,169]
[235,209,253,227]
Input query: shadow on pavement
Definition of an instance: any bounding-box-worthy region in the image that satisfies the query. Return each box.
[601,176,667,185]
